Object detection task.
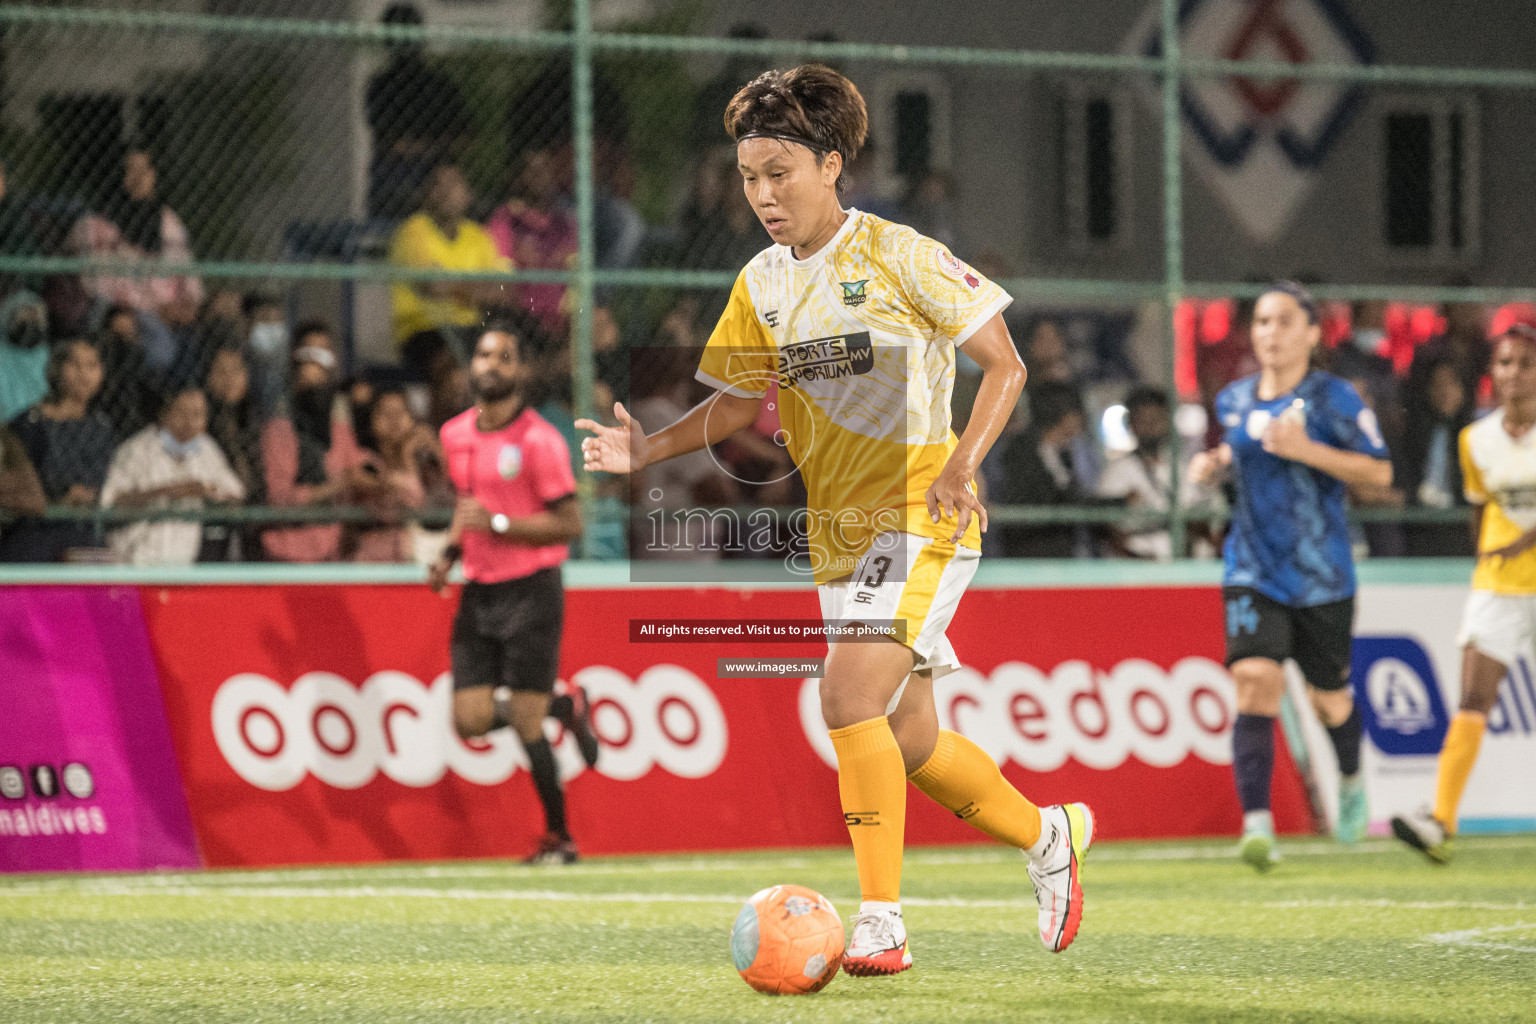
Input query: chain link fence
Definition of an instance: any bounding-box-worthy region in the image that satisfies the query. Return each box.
[1,0,1533,566]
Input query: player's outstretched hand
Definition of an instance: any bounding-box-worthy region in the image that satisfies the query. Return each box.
[1188,444,1232,485]
[576,402,648,475]
[926,463,987,543]
[427,554,452,594]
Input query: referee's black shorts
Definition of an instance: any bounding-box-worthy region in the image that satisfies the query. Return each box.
[450,566,565,693]
[1222,586,1355,691]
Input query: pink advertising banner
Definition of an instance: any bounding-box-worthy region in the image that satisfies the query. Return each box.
[0,586,200,873]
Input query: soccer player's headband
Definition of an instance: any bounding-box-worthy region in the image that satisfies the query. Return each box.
[736,130,832,157]
[1260,280,1320,325]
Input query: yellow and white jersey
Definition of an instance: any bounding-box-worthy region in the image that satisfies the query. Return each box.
[695,209,1011,584]
[1461,410,1536,593]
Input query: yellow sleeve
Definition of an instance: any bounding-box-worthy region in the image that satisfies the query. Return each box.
[470,225,513,273]
[695,272,776,397]
[1459,426,1487,504]
[893,228,1012,345]
[389,215,436,269]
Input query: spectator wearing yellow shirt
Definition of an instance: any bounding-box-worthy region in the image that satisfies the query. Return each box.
[390,164,513,377]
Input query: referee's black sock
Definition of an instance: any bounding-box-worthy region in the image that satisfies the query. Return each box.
[1325,703,1363,778]
[522,736,568,839]
[547,694,573,722]
[1232,713,1275,813]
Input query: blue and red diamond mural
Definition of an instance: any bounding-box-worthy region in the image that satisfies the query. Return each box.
[1125,0,1374,243]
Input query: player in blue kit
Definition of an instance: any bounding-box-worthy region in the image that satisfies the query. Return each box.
[1188,282,1393,871]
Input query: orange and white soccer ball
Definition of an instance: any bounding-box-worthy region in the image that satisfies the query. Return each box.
[730,884,845,995]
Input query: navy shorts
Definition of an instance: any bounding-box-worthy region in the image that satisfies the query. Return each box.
[1222,586,1354,691]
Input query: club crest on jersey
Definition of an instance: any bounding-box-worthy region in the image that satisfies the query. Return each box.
[840,280,868,307]
[497,443,523,480]
[935,248,982,289]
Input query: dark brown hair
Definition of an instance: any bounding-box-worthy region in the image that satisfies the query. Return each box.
[724,65,868,192]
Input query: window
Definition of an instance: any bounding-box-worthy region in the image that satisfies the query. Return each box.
[1379,95,1479,260]
[1062,85,1133,252]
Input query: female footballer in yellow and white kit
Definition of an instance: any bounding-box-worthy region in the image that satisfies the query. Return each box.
[1394,321,1536,863]
[577,65,1093,974]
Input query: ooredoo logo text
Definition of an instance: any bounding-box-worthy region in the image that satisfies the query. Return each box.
[212,665,729,792]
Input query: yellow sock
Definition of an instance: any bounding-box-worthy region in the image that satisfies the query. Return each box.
[908,730,1042,849]
[1433,710,1487,834]
[828,717,907,905]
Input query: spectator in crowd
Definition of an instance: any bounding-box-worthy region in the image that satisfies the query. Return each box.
[486,147,578,334]
[260,343,370,562]
[0,426,47,551]
[686,23,771,153]
[0,339,115,561]
[630,344,739,560]
[1397,357,1475,556]
[1331,300,1396,397]
[0,156,44,295]
[366,2,471,219]
[1022,319,1076,389]
[506,57,640,271]
[840,136,902,222]
[203,346,263,560]
[0,288,49,423]
[899,168,965,256]
[678,148,764,272]
[70,148,203,372]
[351,387,447,562]
[1409,299,1490,409]
[100,387,245,565]
[1097,386,1214,559]
[389,163,512,378]
[93,303,156,440]
[238,291,292,419]
[997,381,1093,558]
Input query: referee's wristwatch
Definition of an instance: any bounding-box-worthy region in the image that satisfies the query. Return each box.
[490,513,511,536]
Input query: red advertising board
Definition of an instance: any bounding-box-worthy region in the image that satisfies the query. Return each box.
[141,584,1310,867]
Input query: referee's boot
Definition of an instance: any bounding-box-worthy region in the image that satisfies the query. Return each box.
[553,685,601,768]
[525,831,579,865]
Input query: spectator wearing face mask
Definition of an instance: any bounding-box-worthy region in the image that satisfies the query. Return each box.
[0,288,49,423]
[100,387,244,565]
[259,341,370,561]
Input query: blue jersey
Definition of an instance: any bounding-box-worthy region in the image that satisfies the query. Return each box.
[1216,371,1390,606]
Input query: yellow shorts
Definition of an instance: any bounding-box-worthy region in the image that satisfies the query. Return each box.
[816,531,981,680]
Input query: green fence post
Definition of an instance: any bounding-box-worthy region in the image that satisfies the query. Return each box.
[572,0,596,557]
[1162,0,1187,558]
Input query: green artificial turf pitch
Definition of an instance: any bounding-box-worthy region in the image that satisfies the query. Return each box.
[2,835,1533,1023]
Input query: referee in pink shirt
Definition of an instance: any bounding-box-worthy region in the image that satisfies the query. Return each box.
[429,320,598,865]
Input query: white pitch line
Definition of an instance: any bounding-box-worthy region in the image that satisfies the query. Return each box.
[1425,922,1536,953]
[4,884,1535,917]
[0,884,1030,909]
[1267,899,1536,912]
[5,835,1531,894]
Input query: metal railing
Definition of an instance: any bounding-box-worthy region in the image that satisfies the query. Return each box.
[0,0,1523,561]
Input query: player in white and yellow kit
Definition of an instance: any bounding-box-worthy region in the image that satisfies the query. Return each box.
[577,65,1093,973]
[1393,322,1536,863]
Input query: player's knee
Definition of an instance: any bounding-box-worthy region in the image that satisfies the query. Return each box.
[453,704,492,740]
[819,683,884,731]
[1231,658,1284,713]
[1310,688,1354,728]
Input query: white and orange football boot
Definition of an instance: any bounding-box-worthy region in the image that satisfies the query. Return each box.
[1026,802,1094,953]
[841,904,911,976]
